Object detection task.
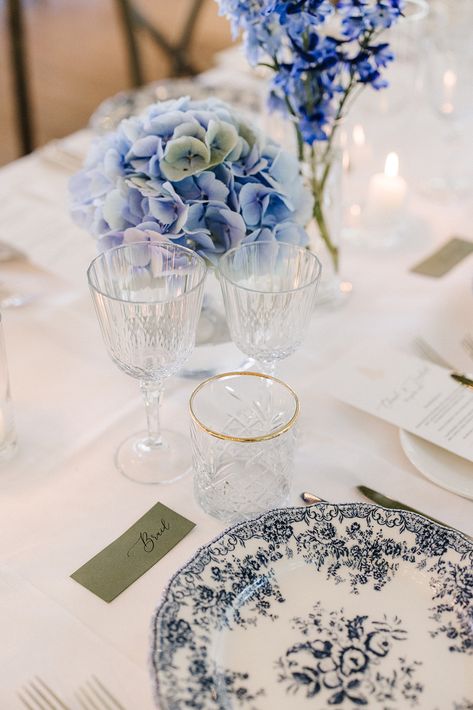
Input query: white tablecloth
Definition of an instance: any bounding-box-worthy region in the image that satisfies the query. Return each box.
[1,69,472,708]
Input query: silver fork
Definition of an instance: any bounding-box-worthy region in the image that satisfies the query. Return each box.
[17,677,71,710]
[413,336,454,370]
[75,677,126,710]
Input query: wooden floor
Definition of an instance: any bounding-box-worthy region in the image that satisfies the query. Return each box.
[0,0,232,166]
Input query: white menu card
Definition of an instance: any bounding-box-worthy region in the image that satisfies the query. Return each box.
[327,348,473,463]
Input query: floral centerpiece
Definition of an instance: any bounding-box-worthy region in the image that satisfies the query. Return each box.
[69,97,313,260]
[216,0,405,298]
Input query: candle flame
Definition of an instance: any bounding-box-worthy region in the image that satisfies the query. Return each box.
[343,150,350,171]
[384,152,399,178]
[353,124,365,147]
[349,203,361,217]
[339,128,348,148]
[442,102,454,115]
[443,70,457,89]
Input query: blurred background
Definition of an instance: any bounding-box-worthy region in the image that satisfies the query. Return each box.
[0,0,233,166]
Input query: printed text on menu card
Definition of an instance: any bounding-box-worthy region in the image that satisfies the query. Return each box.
[328,348,473,462]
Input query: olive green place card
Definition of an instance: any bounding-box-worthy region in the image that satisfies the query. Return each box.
[410,237,473,277]
[71,502,195,602]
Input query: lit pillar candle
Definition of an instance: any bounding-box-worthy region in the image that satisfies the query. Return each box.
[348,124,372,173]
[348,203,362,229]
[339,128,350,172]
[441,69,456,116]
[352,124,367,161]
[366,152,407,225]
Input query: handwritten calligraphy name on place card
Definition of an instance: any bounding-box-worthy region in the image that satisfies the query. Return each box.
[71,502,195,602]
[410,237,473,277]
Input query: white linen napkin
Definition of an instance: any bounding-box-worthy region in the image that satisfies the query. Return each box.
[0,566,155,708]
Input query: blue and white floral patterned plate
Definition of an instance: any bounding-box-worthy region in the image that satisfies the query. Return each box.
[150,503,473,709]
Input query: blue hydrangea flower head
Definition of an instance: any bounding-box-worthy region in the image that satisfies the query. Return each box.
[70,97,312,261]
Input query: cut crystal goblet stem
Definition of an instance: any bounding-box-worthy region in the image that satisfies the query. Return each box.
[141,380,164,448]
[258,359,277,378]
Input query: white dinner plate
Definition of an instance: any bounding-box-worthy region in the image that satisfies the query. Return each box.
[400,429,473,501]
[151,503,473,709]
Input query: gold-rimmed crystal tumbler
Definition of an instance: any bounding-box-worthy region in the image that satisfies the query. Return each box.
[189,372,299,523]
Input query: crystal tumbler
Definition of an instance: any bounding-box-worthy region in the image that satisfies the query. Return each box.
[190,372,299,523]
[0,313,17,461]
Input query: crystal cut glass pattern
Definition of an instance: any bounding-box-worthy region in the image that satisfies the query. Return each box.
[218,242,321,374]
[190,373,298,522]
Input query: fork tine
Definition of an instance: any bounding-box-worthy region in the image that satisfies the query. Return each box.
[21,681,53,710]
[414,337,453,369]
[18,678,71,710]
[34,678,71,710]
[84,682,113,710]
[17,692,37,710]
[91,676,126,710]
[75,690,92,710]
[76,687,101,710]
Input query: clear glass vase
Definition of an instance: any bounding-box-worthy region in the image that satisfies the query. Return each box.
[303,140,351,308]
[264,106,351,309]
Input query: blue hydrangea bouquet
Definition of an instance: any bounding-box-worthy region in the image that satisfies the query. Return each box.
[216,0,404,294]
[70,97,313,261]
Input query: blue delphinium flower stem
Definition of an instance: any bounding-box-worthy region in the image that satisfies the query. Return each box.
[306,92,355,274]
[309,145,339,272]
[217,0,403,273]
[306,38,373,273]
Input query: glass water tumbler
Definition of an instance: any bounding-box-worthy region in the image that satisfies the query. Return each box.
[0,314,17,461]
[189,372,299,523]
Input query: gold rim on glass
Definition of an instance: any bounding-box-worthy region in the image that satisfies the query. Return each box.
[189,371,300,443]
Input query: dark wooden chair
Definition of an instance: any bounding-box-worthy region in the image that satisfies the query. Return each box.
[7,0,34,156]
[114,0,205,87]
[6,0,205,156]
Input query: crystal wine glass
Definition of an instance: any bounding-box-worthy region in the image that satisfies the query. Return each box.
[218,241,321,375]
[422,0,473,196]
[87,242,207,484]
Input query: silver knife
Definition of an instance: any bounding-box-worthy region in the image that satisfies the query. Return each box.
[357,485,472,541]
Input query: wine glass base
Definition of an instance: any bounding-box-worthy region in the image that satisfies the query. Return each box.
[115,430,192,484]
